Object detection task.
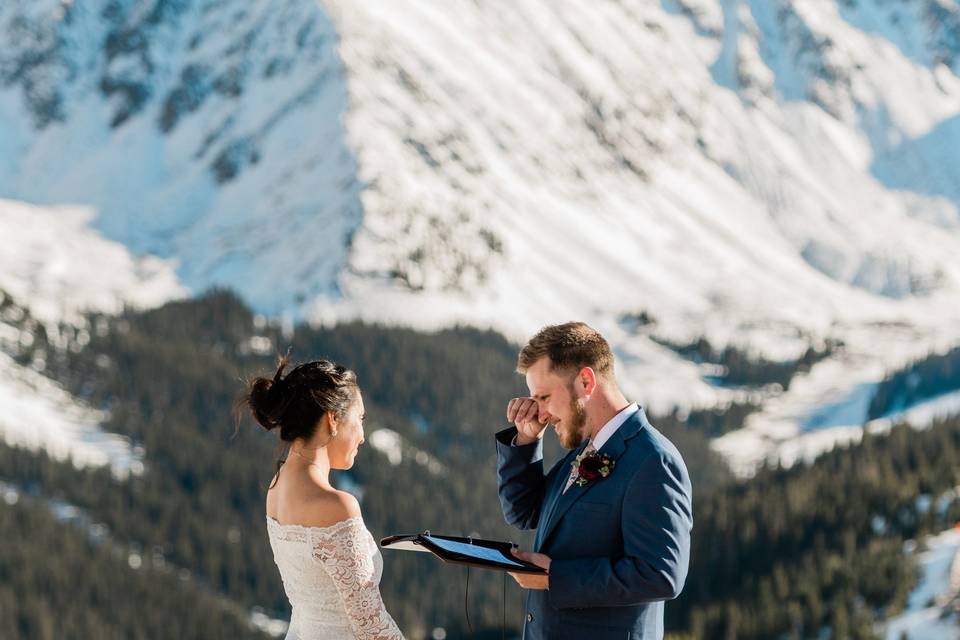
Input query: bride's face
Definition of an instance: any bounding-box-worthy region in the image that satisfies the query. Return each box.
[329,391,366,470]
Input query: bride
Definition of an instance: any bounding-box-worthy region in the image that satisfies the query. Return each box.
[240,356,404,640]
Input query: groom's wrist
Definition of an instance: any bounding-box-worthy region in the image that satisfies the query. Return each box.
[495,427,543,463]
[512,432,539,446]
[497,426,536,447]
[514,431,540,446]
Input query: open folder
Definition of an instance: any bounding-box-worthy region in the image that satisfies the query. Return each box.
[380,532,547,574]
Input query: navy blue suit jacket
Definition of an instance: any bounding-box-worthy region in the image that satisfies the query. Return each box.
[495,408,692,640]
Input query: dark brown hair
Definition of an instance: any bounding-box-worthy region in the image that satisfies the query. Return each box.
[517,322,614,378]
[237,354,358,487]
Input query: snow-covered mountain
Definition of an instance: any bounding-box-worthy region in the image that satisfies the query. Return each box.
[3,0,960,472]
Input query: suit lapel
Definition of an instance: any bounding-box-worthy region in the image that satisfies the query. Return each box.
[534,442,587,551]
[536,410,645,549]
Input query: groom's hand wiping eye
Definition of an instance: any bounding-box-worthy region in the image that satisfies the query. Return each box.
[507,397,549,445]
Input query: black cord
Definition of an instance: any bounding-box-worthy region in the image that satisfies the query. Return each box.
[464,565,473,636]
[502,570,507,640]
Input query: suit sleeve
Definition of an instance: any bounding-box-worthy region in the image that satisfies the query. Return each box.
[495,426,547,530]
[546,448,693,608]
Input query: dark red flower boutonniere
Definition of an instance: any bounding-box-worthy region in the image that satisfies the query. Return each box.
[571,449,615,487]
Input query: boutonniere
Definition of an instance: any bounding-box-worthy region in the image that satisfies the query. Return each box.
[571,449,615,487]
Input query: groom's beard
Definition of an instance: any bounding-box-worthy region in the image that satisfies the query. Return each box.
[557,396,587,449]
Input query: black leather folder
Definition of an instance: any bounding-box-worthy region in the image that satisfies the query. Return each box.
[380,532,546,574]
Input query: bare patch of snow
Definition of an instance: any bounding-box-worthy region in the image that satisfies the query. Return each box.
[884,527,960,640]
[0,351,144,478]
[367,427,445,475]
[0,199,186,326]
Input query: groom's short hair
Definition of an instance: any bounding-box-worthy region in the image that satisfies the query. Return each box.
[517,322,614,378]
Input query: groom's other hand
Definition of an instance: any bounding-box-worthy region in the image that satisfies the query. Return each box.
[507,397,549,445]
[508,548,551,589]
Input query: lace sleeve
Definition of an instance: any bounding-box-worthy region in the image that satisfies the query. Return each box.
[311,518,404,640]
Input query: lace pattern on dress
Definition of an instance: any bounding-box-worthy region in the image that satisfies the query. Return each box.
[267,521,309,544]
[310,518,404,640]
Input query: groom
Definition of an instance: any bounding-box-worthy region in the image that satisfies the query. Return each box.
[495,322,693,639]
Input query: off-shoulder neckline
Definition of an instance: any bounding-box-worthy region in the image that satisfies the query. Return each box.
[265,514,365,532]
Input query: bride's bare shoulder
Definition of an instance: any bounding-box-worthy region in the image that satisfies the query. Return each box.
[297,489,362,529]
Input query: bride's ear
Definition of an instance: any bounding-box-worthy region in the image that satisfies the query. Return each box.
[326,412,339,438]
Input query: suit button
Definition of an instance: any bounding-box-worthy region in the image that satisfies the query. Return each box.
[526,613,534,623]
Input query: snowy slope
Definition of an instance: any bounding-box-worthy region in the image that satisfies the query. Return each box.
[0,199,185,325]
[0,0,361,314]
[717,384,960,476]
[1,0,960,452]
[0,199,185,476]
[0,351,145,478]
[884,527,960,640]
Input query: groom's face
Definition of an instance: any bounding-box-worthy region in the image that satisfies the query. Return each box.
[526,358,589,450]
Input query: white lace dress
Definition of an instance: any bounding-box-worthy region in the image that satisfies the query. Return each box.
[266,515,405,640]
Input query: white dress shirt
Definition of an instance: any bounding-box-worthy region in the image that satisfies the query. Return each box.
[590,402,639,451]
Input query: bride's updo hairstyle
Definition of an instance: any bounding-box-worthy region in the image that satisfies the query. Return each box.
[239,354,358,484]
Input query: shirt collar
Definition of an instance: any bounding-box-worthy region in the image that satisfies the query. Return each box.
[590,402,639,452]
